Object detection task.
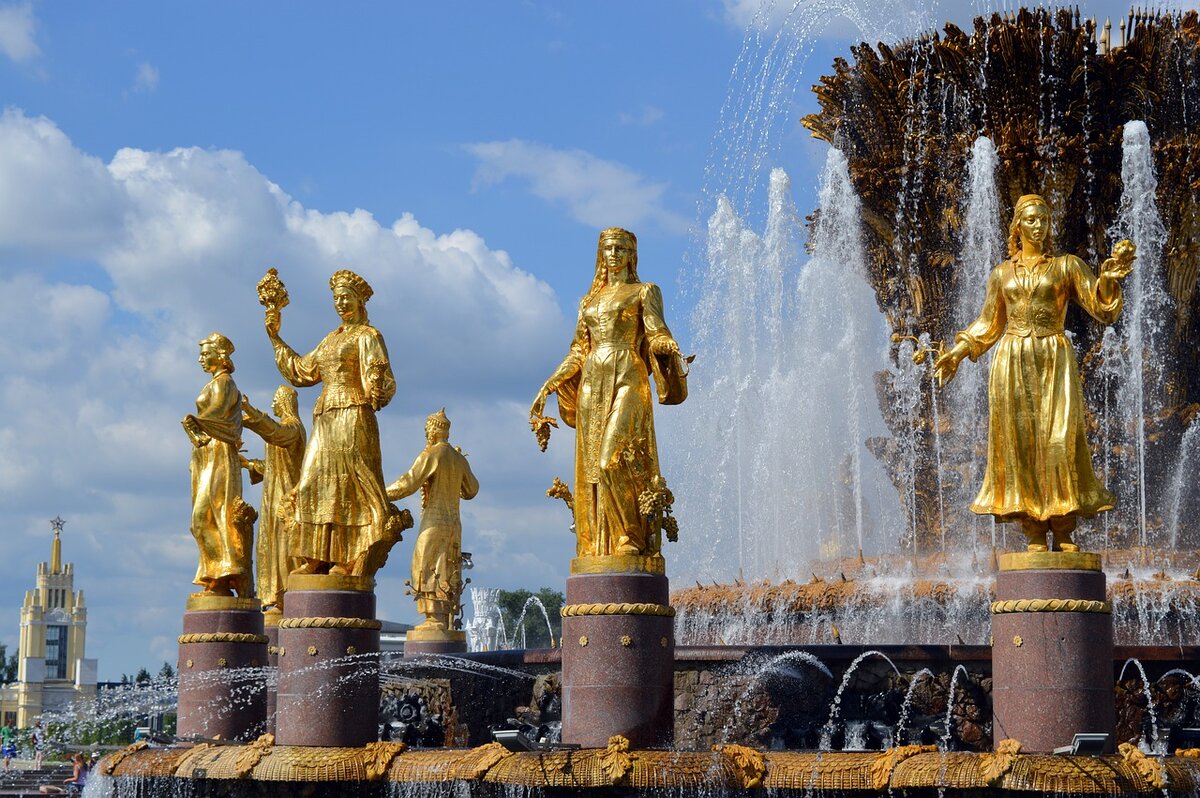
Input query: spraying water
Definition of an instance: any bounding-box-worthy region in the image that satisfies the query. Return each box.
[949,136,1003,549]
[675,153,891,582]
[1107,120,1171,546]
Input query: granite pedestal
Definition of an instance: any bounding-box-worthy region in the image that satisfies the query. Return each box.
[561,556,674,748]
[176,594,267,741]
[275,574,381,747]
[991,551,1115,753]
[263,607,281,735]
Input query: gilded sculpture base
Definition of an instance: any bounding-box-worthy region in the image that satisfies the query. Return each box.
[99,741,1192,793]
[177,602,267,742]
[275,586,380,747]
[571,554,666,575]
[286,573,375,593]
[992,552,1114,753]
[999,550,1102,572]
[185,592,263,612]
[403,627,467,659]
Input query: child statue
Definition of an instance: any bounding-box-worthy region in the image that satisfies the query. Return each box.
[241,385,307,608]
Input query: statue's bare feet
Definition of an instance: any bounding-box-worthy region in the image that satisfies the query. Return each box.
[1025,543,1048,552]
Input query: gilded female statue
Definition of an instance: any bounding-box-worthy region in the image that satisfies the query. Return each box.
[530,228,687,560]
[182,333,255,596]
[241,386,307,607]
[265,269,404,577]
[934,194,1136,552]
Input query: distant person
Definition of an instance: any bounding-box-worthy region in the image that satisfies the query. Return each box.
[1,718,15,772]
[31,722,44,770]
[38,752,87,795]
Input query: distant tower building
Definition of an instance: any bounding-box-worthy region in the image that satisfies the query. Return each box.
[465,587,504,652]
[0,517,98,726]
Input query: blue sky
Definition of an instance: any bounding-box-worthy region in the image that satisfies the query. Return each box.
[2,3,741,304]
[0,0,1148,680]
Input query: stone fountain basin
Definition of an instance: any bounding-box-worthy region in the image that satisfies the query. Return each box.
[95,738,1199,795]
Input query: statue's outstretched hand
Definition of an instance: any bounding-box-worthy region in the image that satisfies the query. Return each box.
[651,337,680,356]
[1101,239,1136,281]
[265,308,282,339]
[933,346,963,387]
[529,389,547,420]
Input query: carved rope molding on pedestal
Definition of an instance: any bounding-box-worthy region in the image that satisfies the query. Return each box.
[989,598,1111,615]
[560,602,676,618]
[177,632,270,645]
[277,617,383,630]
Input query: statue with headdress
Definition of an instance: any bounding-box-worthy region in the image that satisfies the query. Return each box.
[387,408,479,632]
[934,194,1137,552]
[182,332,256,597]
[529,228,689,563]
[263,268,409,578]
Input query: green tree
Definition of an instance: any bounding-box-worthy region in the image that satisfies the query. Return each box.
[158,662,175,680]
[496,587,563,648]
[0,644,16,683]
[134,668,152,685]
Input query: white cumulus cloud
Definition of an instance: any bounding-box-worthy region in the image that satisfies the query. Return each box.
[0,1,38,63]
[464,139,689,234]
[0,108,577,678]
[0,109,127,255]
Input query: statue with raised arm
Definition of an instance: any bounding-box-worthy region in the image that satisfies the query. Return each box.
[182,332,256,597]
[529,228,687,564]
[241,385,307,608]
[387,409,479,632]
[933,194,1136,552]
[262,268,407,578]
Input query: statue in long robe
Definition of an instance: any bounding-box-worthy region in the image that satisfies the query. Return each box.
[242,385,306,607]
[934,194,1136,552]
[530,228,688,560]
[265,269,406,577]
[182,332,256,596]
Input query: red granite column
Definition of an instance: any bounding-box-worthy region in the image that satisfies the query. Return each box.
[176,594,268,741]
[991,551,1115,753]
[274,574,381,746]
[561,556,674,748]
[263,606,281,736]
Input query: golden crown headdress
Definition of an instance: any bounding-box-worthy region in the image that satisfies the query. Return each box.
[329,269,374,302]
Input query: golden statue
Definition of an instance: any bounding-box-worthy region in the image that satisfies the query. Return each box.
[182,333,256,597]
[530,228,688,562]
[263,268,406,578]
[386,409,479,631]
[934,194,1136,552]
[241,386,307,608]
